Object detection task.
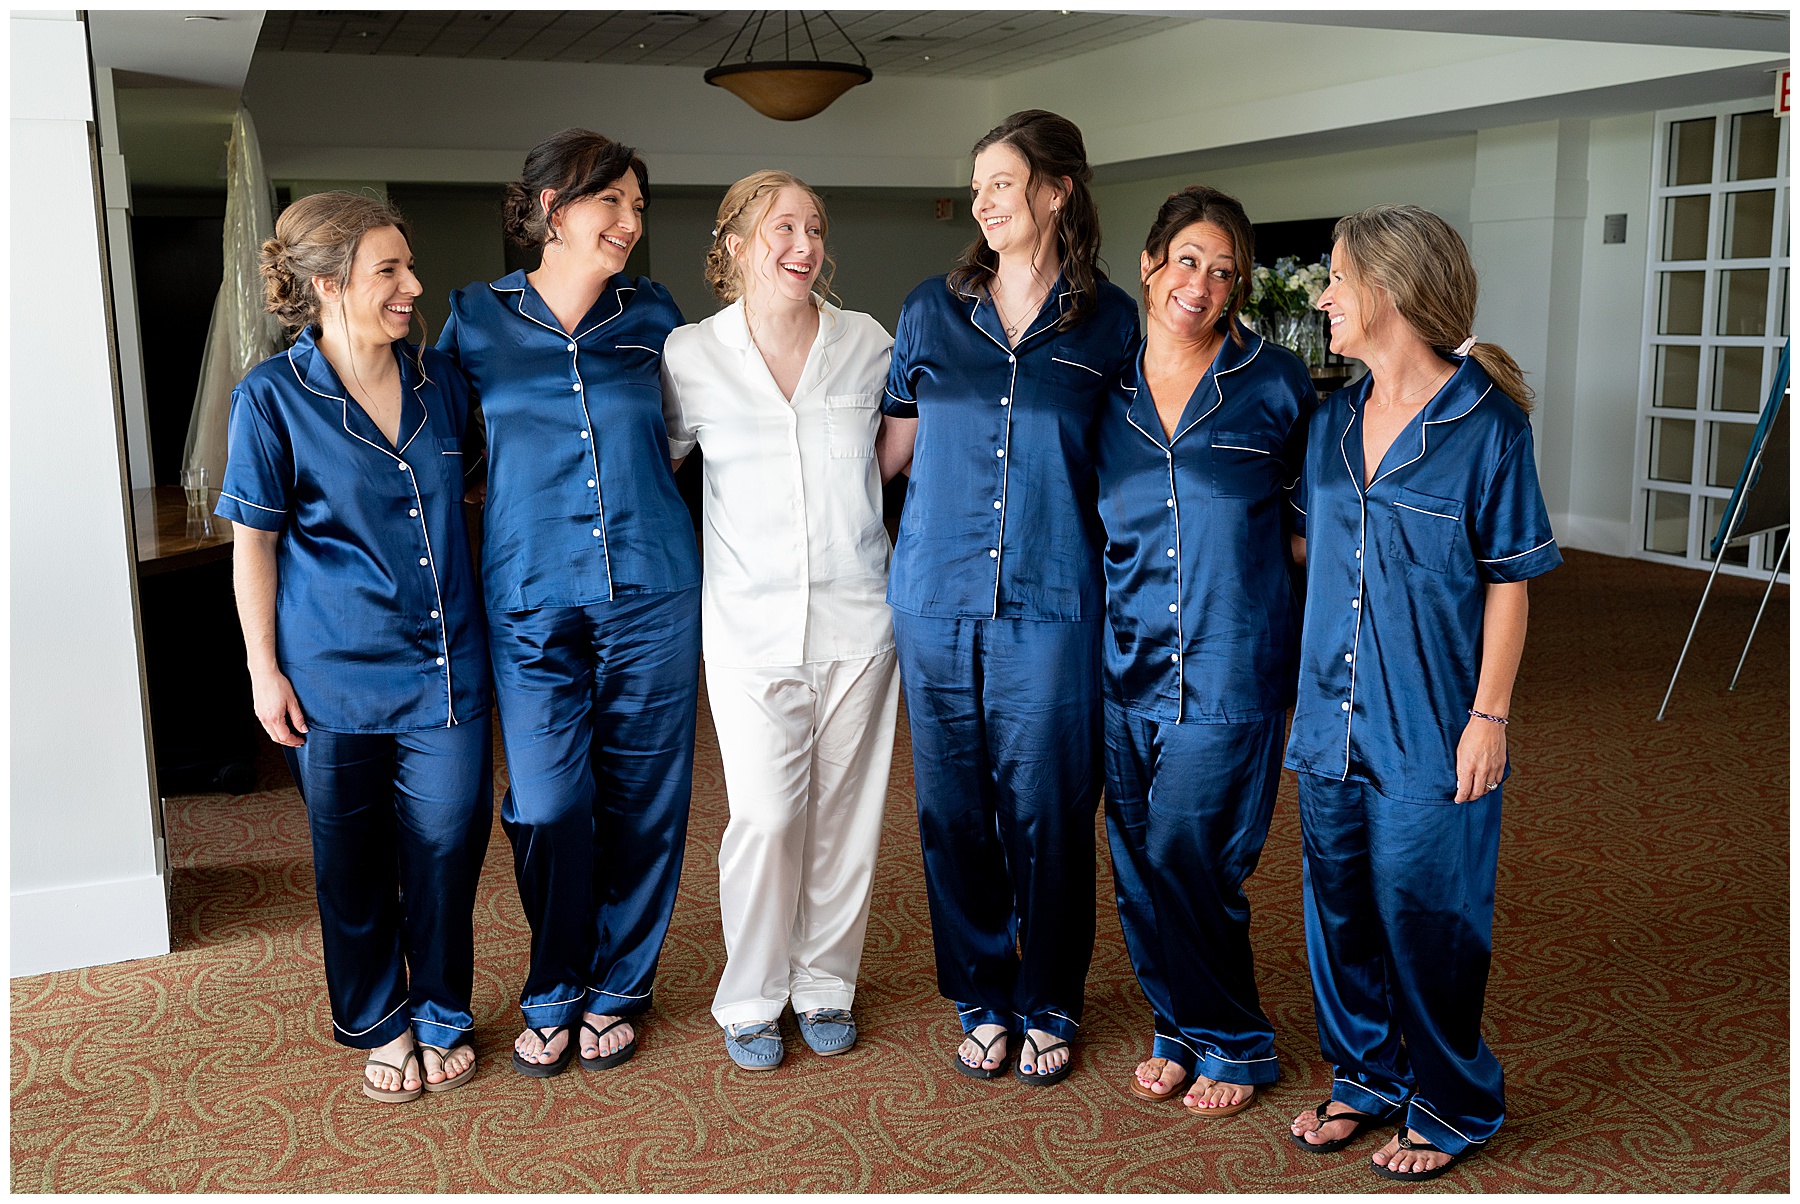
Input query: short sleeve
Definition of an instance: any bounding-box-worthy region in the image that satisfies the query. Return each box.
[1472,425,1562,582]
[1280,367,1321,536]
[214,384,291,531]
[659,348,698,461]
[881,300,920,418]
[435,299,487,481]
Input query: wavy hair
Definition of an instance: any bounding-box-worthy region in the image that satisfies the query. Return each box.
[1142,185,1256,346]
[259,190,412,333]
[702,170,836,305]
[946,109,1104,332]
[501,128,649,248]
[1332,205,1534,411]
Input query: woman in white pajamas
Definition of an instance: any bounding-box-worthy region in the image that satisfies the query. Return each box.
[662,170,909,1071]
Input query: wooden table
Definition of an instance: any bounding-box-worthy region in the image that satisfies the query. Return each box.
[133,486,233,577]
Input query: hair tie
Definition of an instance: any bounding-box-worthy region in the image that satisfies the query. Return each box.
[1454,335,1478,356]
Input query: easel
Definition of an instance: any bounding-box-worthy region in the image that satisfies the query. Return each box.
[1656,343,1789,721]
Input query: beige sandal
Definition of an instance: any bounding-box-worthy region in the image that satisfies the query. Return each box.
[362,1046,424,1103]
[1182,1079,1256,1119]
[1128,1057,1186,1103]
[420,1039,477,1093]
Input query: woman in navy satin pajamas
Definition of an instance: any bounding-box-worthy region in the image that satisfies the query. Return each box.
[219,192,491,1103]
[1284,206,1560,1181]
[437,130,701,1077]
[881,111,1138,1085]
[1094,188,1314,1118]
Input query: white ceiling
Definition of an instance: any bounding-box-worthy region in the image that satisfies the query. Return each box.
[1196,10,1789,53]
[88,9,266,90]
[252,9,1201,78]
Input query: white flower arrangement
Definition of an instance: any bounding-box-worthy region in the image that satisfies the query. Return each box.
[1241,255,1333,368]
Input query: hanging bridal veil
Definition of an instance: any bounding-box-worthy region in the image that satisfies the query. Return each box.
[182,104,284,488]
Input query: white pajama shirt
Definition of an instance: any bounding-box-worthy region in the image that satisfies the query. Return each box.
[661,298,898,1026]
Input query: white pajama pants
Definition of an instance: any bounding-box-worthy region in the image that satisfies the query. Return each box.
[706,649,900,1027]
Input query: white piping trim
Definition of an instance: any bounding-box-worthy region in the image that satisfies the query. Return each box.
[589,987,652,1000]
[1334,1075,1405,1107]
[1156,1033,1201,1055]
[1409,1099,1488,1145]
[1289,497,1307,515]
[1337,405,1366,782]
[334,999,408,1037]
[1172,337,1262,446]
[1368,382,1492,490]
[615,343,658,355]
[1043,1011,1080,1027]
[1201,1051,1279,1064]
[1394,501,1458,520]
[220,491,282,514]
[1052,355,1102,376]
[413,1018,474,1032]
[1212,443,1270,455]
[1478,537,1557,564]
[961,293,1021,621]
[521,993,587,1009]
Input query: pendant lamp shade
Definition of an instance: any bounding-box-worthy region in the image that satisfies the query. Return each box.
[705,12,872,121]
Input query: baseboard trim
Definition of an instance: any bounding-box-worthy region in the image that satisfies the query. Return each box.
[11,873,170,977]
[1554,513,1634,558]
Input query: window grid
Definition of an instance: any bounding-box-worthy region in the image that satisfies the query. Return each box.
[1634,101,1788,577]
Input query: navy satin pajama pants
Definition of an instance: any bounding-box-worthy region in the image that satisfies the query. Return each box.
[1104,705,1284,1085]
[891,612,1101,1042]
[1297,772,1505,1155]
[284,719,493,1050]
[489,589,701,1031]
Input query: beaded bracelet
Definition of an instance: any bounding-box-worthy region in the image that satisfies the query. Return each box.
[1468,708,1509,726]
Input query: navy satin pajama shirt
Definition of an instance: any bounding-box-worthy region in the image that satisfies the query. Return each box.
[1285,358,1561,1153]
[883,273,1138,1041]
[1093,326,1314,1086]
[216,330,492,1051]
[440,271,701,1032]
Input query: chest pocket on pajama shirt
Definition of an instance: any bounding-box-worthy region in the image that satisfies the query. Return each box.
[1389,487,1465,573]
[826,393,878,458]
[1210,431,1279,499]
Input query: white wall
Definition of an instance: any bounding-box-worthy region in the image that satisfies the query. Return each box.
[11,11,170,976]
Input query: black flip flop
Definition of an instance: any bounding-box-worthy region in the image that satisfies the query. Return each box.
[578,1016,638,1071]
[1014,1032,1074,1087]
[952,1028,1012,1080]
[1290,1099,1394,1154]
[510,1023,575,1078]
[1370,1132,1468,1182]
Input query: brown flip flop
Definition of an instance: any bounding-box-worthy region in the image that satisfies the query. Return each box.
[1128,1057,1186,1103]
[1182,1080,1257,1119]
[362,1046,424,1103]
[420,1039,477,1093]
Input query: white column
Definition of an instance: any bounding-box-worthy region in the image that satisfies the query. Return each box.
[1468,119,1591,520]
[10,11,169,976]
[94,66,155,490]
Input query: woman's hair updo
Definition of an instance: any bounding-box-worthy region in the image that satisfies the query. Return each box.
[703,170,836,305]
[1332,204,1534,411]
[502,127,650,248]
[259,190,410,332]
[1141,185,1256,345]
[947,109,1105,332]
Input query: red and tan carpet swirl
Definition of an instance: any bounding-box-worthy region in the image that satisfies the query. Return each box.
[10,550,1787,1191]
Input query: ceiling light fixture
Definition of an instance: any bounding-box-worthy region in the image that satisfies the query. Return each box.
[182,13,225,21]
[704,11,871,122]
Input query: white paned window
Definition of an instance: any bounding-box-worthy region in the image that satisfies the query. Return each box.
[1635,101,1788,576]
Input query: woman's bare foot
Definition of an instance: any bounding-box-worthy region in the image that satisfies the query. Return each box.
[1018,1028,1068,1076]
[513,1024,569,1066]
[418,1038,475,1085]
[1291,1099,1366,1147]
[1133,1055,1188,1097]
[957,1022,1009,1072]
[1372,1129,1455,1176]
[1184,1075,1253,1111]
[579,1012,635,1060]
[364,1030,421,1093]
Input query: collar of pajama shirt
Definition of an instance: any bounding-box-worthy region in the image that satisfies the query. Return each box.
[213,328,490,733]
[880,272,1140,621]
[1093,324,1316,724]
[1283,355,1563,801]
[660,298,895,668]
[438,270,700,612]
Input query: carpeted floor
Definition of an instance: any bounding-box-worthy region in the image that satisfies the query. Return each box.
[10,549,1788,1192]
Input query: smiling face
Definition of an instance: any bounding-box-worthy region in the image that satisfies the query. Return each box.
[971,141,1063,261]
[544,172,644,277]
[317,224,420,345]
[1318,237,1387,359]
[1141,220,1237,345]
[733,185,824,308]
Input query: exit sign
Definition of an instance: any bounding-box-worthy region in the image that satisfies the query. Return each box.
[934,198,955,222]
[1778,68,1790,117]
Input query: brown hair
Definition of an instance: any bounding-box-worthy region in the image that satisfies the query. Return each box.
[703,170,837,305]
[947,109,1105,332]
[259,190,412,332]
[1332,204,1534,411]
[1142,185,1255,346]
[502,127,650,248]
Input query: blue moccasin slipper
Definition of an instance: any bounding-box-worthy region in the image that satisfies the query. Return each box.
[723,1021,785,1071]
[796,1008,857,1056]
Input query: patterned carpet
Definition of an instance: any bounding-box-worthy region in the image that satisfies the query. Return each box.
[10,550,1788,1192]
